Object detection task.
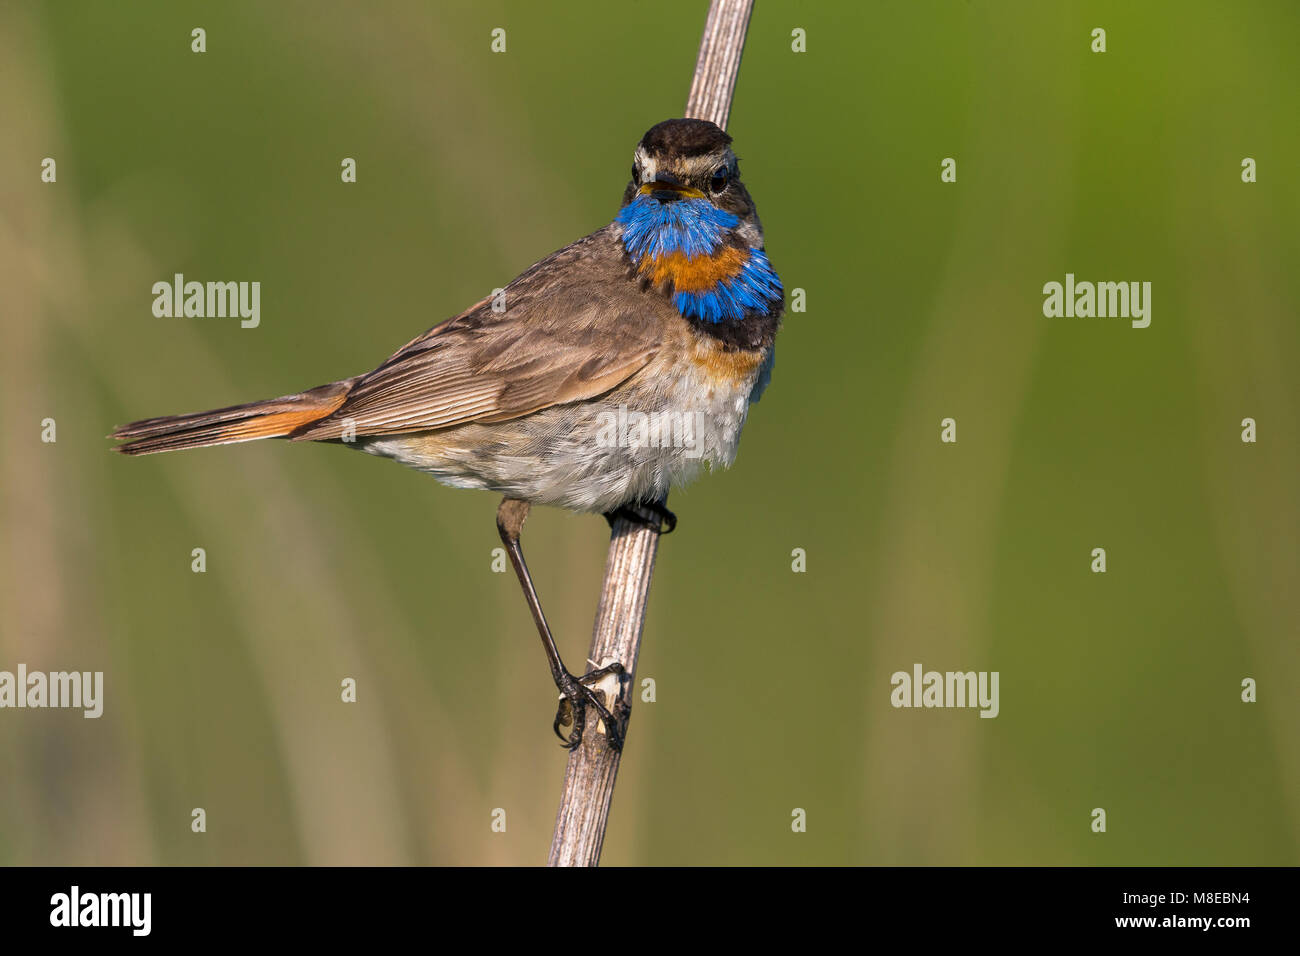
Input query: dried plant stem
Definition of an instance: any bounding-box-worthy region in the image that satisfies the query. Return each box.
[546,0,755,868]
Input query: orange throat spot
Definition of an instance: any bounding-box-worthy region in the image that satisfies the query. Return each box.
[638,246,748,294]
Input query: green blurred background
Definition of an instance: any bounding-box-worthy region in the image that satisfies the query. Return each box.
[1,0,1296,865]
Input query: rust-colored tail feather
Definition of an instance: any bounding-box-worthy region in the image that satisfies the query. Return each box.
[111,381,353,456]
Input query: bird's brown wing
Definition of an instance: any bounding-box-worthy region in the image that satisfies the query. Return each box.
[291,230,664,441]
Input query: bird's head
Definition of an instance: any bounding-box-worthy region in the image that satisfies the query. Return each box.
[613,119,781,326]
[618,118,764,251]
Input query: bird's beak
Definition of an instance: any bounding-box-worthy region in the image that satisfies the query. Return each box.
[638,171,705,202]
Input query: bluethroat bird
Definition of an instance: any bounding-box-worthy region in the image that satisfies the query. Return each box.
[112,119,784,751]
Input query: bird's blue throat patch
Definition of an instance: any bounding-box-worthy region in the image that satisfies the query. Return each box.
[615,195,783,324]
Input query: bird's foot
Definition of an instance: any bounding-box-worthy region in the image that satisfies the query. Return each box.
[604,500,677,535]
[553,661,627,752]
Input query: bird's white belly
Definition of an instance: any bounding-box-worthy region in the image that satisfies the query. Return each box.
[360,344,773,513]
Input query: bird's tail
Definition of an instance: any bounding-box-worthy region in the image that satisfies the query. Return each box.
[110,380,353,456]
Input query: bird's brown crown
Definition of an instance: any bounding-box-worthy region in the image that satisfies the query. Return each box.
[636,118,733,159]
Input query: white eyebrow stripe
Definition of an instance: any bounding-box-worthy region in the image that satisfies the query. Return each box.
[633,145,736,183]
[633,146,657,182]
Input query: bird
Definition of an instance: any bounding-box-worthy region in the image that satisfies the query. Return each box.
[111,118,785,751]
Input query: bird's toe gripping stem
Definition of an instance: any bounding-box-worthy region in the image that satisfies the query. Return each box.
[605,500,677,535]
[554,661,628,752]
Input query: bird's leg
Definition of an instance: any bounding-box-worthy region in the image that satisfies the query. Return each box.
[604,498,677,535]
[496,497,626,751]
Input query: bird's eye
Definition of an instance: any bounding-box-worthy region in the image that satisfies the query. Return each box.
[631,163,640,183]
[709,167,729,193]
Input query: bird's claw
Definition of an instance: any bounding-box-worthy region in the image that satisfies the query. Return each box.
[552,663,627,752]
[606,501,677,535]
